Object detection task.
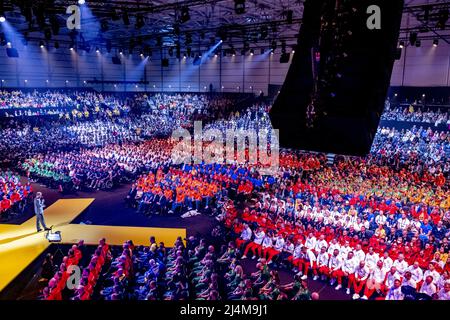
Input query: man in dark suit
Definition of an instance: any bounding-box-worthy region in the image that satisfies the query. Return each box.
[34,192,50,232]
[125,184,138,208]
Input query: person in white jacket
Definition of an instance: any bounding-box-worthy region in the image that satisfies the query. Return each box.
[305,233,317,252]
[361,260,387,300]
[364,247,379,271]
[422,263,441,286]
[419,275,437,299]
[313,246,330,281]
[314,234,328,254]
[241,228,265,259]
[349,260,370,299]
[337,251,357,293]
[385,279,404,300]
[353,244,366,264]
[393,254,409,276]
[407,261,424,286]
[380,251,393,270]
[328,249,343,287]
[438,280,450,300]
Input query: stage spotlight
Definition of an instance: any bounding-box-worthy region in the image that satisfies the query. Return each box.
[180,6,190,23]
[250,49,254,55]
[78,0,85,5]
[139,50,144,57]
[399,41,404,48]
[119,49,123,55]
[39,40,45,48]
[96,47,100,53]
[135,14,145,29]
[234,0,245,14]
[433,39,439,47]
[69,43,74,50]
[123,11,130,25]
[0,16,5,23]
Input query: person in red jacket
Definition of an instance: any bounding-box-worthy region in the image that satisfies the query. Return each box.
[1,195,12,212]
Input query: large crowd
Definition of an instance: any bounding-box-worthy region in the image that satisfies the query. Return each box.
[381,102,449,127]
[0,89,448,300]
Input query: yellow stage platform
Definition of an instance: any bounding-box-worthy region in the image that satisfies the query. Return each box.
[0,198,186,293]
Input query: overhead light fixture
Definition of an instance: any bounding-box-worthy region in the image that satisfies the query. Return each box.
[180,6,190,23]
[399,41,404,49]
[135,14,145,29]
[234,0,245,14]
[39,41,45,48]
[78,0,86,5]
[119,49,123,54]
[433,39,439,47]
[96,47,100,53]
[250,49,254,56]
[0,16,5,23]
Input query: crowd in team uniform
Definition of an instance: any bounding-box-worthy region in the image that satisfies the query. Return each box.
[0,170,33,219]
[1,89,448,300]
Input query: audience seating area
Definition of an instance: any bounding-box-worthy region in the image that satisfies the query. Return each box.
[0,88,448,300]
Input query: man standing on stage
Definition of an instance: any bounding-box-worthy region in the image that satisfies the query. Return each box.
[34,192,50,232]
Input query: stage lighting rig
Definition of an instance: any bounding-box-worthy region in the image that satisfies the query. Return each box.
[235,0,245,14]
[437,9,448,30]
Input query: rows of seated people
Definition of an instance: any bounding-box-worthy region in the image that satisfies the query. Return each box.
[221,171,449,300]
[0,90,244,122]
[40,236,319,300]
[0,170,32,219]
[0,92,248,165]
[21,139,174,191]
[41,239,111,300]
[381,104,449,126]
